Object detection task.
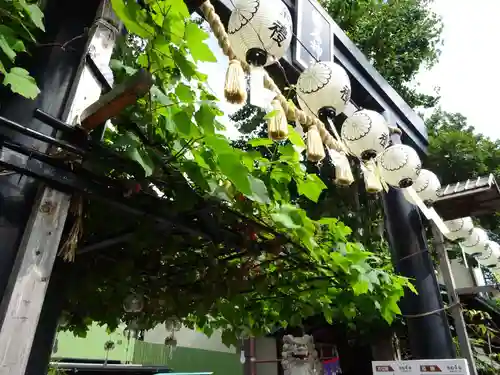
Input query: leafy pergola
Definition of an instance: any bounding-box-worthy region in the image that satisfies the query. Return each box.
[1,0,414,346]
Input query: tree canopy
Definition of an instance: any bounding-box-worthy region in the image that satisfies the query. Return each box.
[52,0,416,345]
[321,0,443,108]
[425,108,500,235]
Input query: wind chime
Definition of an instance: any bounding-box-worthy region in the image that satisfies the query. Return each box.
[164,317,182,359]
[198,0,500,269]
[122,293,145,337]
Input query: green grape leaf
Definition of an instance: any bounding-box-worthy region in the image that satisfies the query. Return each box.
[288,126,305,148]
[322,306,334,324]
[247,175,270,204]
[185,23,216,62]
[195,104,216,134]
[172,48,197,79]
[270,212,301,229]
[173,111,199,137]
[150,85,172,106]
[263,110,279,120]
[296,174,327,202]
[175,83,194,102]
[249,138,274,147]
[3,67,40,99]
[111,0,154,38]
[217,153,252,195]
[352,279,370,296]
[21,3,45,31]
[0,26,18,61]
[126,147,154,177]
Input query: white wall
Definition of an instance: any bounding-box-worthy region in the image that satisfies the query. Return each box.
[143,325,236,354]
[254,337,279,375]
[437,258,475,288]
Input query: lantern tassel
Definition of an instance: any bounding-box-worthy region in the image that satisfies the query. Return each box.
[328,149,354,186]
[373,160,390,192]
[361,160,383,194]
[224,60,247,104]
[267,99,288,141]
[306,125,325,162]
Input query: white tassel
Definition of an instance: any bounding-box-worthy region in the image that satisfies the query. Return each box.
[328,149,354,186]
[224,60,247,104]
[306,125,325,162]
[362,160,383,193]
[267,99,288,141]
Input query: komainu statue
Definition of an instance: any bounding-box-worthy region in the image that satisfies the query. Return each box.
[281,335,323,375]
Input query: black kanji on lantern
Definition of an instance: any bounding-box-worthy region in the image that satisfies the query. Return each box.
[340,85,350,103]
[269,20,288,47]
[379,132,388,148]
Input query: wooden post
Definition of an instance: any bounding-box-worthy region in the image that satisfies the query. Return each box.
[0,2,119,373]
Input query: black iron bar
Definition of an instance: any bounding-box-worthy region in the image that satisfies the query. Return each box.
[34,109,152,172]
[77,223,173,255]
[33,109,83,135]
[78,232,135,254]
[0,116,85,156]
[0,142,209,240]
[85,53,113,93]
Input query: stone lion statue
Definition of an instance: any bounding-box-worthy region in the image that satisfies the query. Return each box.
[281,335,323,375]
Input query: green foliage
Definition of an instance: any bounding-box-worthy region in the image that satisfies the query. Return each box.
[233,118,397,338]
[427,110,500,372]
[321,0,442,108]
[230,102,266,136]
[462,308,500,374]
[47,368,67,375]
[0,0,44,98]
[426,108,500,235]
[60,0,415,344]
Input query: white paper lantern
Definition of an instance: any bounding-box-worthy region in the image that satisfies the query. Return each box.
[476,241,500,268]
[378,144,421,188]
[296,61,351,118]
[227,0,293,67]
[403,169,441,204]
[443,217,474,241]
[341,109,390,160]
[461,228,489,256]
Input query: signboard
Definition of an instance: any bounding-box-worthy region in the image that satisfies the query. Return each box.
[294,0,334,69]
[372,359,470,375]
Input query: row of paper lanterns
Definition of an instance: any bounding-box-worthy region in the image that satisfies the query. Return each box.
[443,217,500,270]
[224,0,500,269]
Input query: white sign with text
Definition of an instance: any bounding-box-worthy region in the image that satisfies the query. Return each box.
[372,359,469,375]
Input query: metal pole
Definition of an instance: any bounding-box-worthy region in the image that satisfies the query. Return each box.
[381,112,456,359]
[430,223,478,375]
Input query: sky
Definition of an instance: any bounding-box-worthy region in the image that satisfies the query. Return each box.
[416,0,500,140]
